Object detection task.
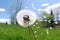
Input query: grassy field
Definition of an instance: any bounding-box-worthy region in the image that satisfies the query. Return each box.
[0,24,60,40]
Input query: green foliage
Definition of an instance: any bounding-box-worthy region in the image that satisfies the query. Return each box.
[43,11,54,20]
[42,11,54,27]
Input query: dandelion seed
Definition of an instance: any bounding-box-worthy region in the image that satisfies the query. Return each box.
[46,29,49,35]
[41,33,43,35]
[37,9,42,11]
[50,27,52,30]
[43,16,46,19]
[36,22,38,25]
[35,35,37,38]
[33,25,36,27]
[46,31,49,35]
[45,20,47,21]
[34,31,37,34]
[31,2,34,7]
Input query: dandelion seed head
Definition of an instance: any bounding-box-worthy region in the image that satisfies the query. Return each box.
[16,9,36,27]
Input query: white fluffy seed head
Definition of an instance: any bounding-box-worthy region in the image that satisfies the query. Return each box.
[16,9,36,27]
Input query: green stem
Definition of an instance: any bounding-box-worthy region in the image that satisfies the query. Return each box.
[28,26,32,40]
[31,27,37,40]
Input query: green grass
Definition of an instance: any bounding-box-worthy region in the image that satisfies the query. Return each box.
[0,24,60,40]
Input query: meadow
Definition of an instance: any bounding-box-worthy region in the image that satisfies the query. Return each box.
[0,24,60,40]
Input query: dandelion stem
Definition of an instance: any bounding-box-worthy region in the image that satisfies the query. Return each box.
[28,26,37,40]
[31,27,37,40]
[28,26,32,40]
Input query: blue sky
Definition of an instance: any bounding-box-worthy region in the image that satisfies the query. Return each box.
[0,0,12,18]
[0,0,60,19]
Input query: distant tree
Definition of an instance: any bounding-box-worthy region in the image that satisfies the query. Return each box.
[42,10,54,27]
[50,10,55,27]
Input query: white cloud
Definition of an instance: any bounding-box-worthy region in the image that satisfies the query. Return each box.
[0,8,5,12]
[37,9,42,11]
[0,18,11,24]
[43,3,60,13]
[46,3,60,9]
[41,3,50,7]
[31,2,37,10]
